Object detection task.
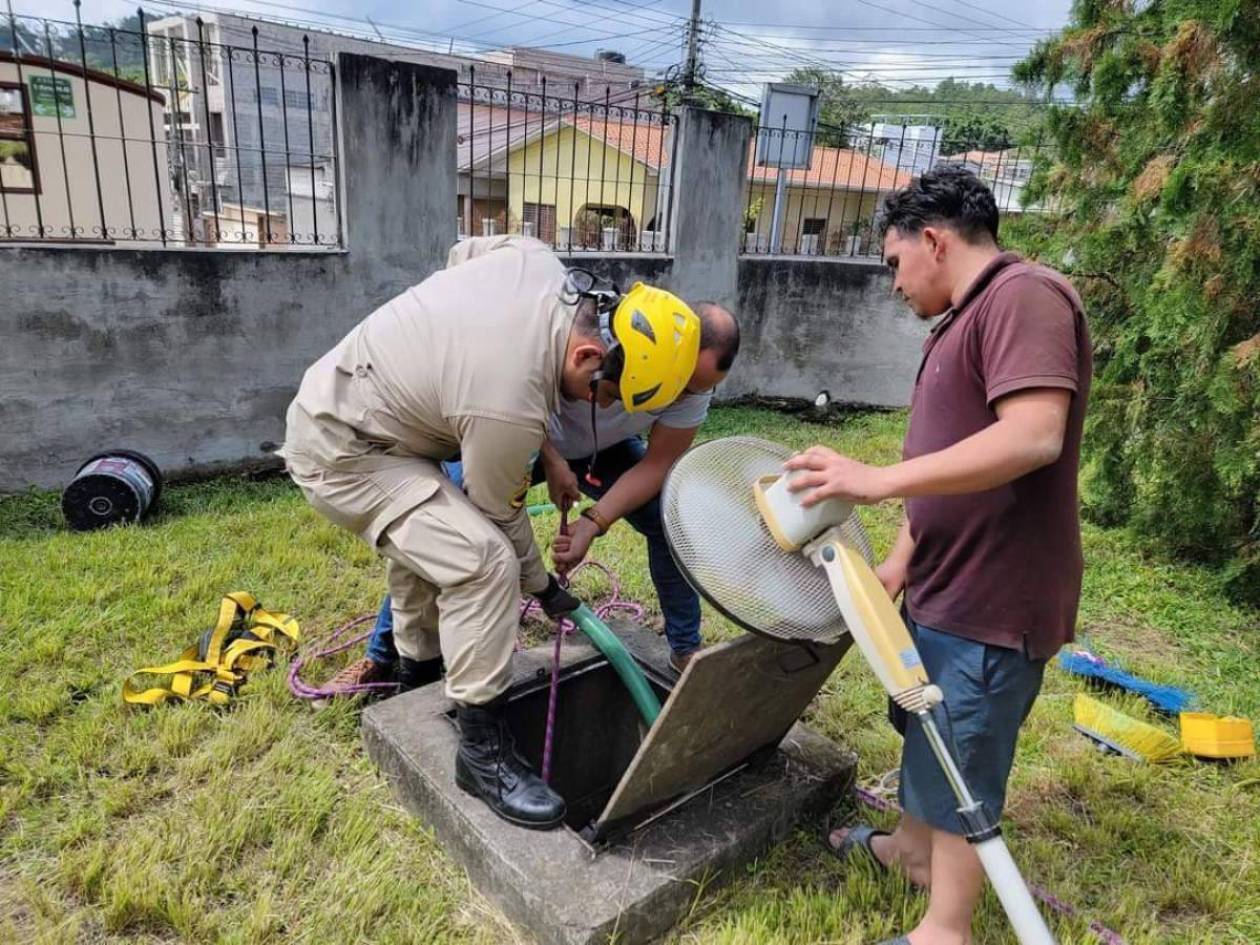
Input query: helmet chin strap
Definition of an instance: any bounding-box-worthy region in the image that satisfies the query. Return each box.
[585,371,603,488]
[561,267,623,490]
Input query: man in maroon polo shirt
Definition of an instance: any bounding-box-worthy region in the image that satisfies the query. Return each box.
[786,165,1091,945]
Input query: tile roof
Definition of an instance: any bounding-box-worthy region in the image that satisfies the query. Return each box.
[747,143,914,191]
[571,116,671,171]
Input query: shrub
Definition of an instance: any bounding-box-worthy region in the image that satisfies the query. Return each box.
[1011,0,1260,605]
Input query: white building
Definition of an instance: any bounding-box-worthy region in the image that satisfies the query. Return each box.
[863,122,943,178]
[1,52,173,244]
[146,13,647,247]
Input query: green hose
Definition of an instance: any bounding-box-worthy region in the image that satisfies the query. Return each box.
[526,503,556,516]
[570,604,662,727]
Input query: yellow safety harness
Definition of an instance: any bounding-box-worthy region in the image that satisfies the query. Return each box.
[123,592,300,707]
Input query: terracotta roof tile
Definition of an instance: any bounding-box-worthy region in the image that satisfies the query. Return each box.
[747,143,914,190]
[572,116,671,170]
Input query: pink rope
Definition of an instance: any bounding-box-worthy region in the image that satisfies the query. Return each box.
[287,613,398,699]
[534,556,648,783]
[540,501,572,785]
[853,787,1126,944]
[288,560,648,702]
[541,624,565,784]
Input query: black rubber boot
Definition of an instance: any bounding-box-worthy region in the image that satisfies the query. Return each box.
[396,656,444,693]
[454,697,566,830]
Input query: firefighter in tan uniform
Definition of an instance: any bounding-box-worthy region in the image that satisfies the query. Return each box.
[281,236,701,829]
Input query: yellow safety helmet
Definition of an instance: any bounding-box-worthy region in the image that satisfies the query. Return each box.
[599,282,701,413]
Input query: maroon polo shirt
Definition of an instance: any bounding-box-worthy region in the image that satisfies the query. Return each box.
[902,251,1092,660]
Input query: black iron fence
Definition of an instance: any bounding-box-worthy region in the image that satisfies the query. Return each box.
[742,121,1050,258]
[0,10,340,248]
[459,68,676,254]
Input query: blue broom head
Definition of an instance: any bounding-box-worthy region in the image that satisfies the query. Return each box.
[1059,649,1196,715]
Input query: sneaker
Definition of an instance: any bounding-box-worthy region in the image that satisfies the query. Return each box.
[327,657,395,693]
[668,649,699,675]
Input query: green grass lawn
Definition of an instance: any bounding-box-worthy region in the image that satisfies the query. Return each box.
[2,406,1258,944]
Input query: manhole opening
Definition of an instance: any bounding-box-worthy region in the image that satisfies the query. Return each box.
[505,658,671,831]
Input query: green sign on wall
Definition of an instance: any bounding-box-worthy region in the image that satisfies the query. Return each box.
[28,76,75,119]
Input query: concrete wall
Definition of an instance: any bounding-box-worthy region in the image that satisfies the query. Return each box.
[0,76,926,494]
[556,250,928,409]
[0,53,457,492]
[726,256,929,407]
[668,106,751,316]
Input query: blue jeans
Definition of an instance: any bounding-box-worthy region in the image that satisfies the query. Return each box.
[365,440,701,662]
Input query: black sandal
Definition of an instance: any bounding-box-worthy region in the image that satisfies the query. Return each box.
[824,822,892,873]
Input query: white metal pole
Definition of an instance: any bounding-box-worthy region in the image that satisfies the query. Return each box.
[769,172,787,254]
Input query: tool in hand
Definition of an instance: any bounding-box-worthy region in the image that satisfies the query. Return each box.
[661,436,1057,945]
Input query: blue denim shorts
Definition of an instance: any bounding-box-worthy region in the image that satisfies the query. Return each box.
[892,617,1046,835]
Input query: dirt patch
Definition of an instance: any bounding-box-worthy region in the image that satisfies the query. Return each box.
[719,395,899,425]
[1077,612,1186,663]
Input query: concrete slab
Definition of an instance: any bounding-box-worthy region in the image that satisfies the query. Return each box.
[362,620,856,945]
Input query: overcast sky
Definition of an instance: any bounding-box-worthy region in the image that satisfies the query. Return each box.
[15,0,1075,94]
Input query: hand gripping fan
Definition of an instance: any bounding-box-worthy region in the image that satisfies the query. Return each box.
[662,436,1056,945]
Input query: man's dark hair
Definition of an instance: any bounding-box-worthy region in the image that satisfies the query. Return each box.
[694,301,740,372]
[572,297,602,338]
[877,165,999,245]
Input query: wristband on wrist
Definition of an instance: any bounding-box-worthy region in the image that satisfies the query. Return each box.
[580,506,610,535]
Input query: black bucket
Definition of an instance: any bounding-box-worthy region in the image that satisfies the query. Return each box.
[62,450,163,531]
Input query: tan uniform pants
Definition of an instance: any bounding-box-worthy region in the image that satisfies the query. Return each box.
[288,453,520,705]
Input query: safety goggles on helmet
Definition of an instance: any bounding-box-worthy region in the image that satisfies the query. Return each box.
[561,269,701,412]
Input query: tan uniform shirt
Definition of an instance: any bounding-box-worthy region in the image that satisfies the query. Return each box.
[282,236,575,592]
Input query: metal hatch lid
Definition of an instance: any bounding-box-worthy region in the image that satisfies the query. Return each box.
[591,630,849,840]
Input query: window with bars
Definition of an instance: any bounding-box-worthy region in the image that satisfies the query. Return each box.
[0,83,37,194]
[523,202,556,246]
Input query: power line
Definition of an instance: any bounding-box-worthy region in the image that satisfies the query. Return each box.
[442,0,550,37]
[705,42,1028,61]
[844,0,1017,48]
[888,0,1040,41]
[705,37,1042,48]
[146,0,681,63]
[927,0,1043,32]
[700,19,1055,32]
[715,26,860,81]
[704,27,1043,91]
[447,0,679,44]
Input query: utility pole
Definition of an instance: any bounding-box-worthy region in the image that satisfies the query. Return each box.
[682,0,701,93]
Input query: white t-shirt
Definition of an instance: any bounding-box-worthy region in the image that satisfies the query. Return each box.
[547,391,713,460]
